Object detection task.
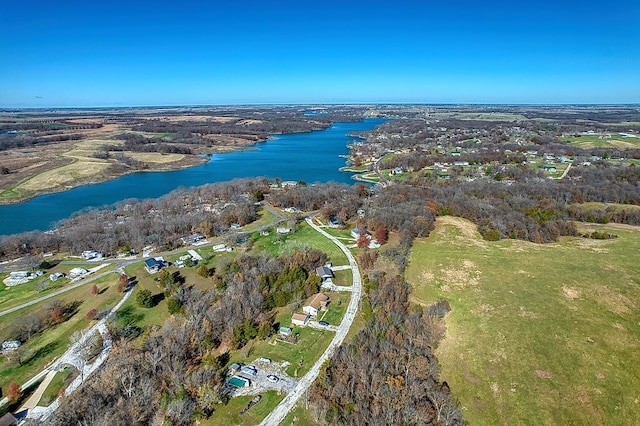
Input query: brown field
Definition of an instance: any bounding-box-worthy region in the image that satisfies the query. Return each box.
[0,116,261,203]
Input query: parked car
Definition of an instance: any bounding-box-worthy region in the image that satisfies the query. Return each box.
[319,320,329,327]
[266,375,279,383]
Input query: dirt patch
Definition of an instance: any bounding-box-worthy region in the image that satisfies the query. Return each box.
[438,261,481,292]
[562,286,580,300]
[438,216,482,240]
[596,285,636,316]
[421,270,435,282]
[535,370,552,379]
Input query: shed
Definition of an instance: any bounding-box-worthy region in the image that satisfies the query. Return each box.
[279,326,292,336]
[292,312,310,326]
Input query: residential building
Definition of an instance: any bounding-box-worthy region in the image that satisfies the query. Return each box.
[303,293,330,317]
[291,312,310,326]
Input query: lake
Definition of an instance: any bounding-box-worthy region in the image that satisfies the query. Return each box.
[0,118,386,235]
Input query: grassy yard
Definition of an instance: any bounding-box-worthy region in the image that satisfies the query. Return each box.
[282,402,322,425]
[38,367,77,406]
[405,216,640,425]
[317,291,349,326]
[202,390,285,425]
[230,326,335,378]
[0,263,115,312]
[0,272,122,391]
[249,223,348,265]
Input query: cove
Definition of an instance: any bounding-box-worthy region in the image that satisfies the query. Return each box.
[0,118,386,236]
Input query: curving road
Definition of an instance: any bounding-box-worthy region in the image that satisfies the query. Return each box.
[259,217,363,426]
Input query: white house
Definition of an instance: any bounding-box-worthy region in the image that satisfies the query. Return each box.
[303,293,330,317]
[69,268,89,279]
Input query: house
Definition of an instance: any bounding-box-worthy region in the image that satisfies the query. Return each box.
[2,340,21,351]
[213,244,227,252]
[9,271,29,280]
[276,227,291,234]
[303,293,330,317]
[69,267,89,279]
[49,272,65,281]
[292,312,310,326]
[316,266,334,281]
[351,227,369,239]
[228,363,243,375]
[81,250,103,260]
[181,233,205,245]
[187,249,203,262]
[279,326,292,336]
[240,365,258,376]
[144,257,167,274]
[328,216,344,228]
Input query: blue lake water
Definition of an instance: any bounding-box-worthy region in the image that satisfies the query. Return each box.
[0,118,386,236]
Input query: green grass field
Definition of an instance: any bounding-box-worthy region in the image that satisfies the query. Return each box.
[560,134,640,149]
[250,223,348,265]
[0,263,115,312]
[202,390,285,425]
[405,216,640,425]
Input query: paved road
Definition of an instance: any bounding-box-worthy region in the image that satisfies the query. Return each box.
[259,217,363,426]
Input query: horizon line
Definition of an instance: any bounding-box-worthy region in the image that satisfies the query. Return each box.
[2,101,640,111]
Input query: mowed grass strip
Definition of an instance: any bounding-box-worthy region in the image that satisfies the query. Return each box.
[405,216,640,425]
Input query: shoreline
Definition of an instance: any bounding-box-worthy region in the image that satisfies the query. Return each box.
[0,121,351,206]
[0,143,265,206]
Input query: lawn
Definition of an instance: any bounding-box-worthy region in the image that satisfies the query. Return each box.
[249,223,348,265]
[0,263,114,312]
[405,216,640,425]
[0,272,123,391]
[202,390,285,425]
[38,367,77,406]
[282,402,322,425]
[317,292,349,326]
[230,326,335,378]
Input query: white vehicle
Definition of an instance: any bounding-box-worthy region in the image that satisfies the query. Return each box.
[267,375,279,383]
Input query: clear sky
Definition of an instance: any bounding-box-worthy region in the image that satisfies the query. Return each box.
[1,0,638,107]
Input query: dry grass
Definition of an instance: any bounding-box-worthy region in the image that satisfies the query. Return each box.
[18,160,111,191]
[124,152,185,163]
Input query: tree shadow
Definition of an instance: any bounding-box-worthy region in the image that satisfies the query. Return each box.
[22,341,60,367]
[151,292,165,306]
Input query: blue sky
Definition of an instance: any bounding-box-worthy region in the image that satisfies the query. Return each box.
[1,0,638,107]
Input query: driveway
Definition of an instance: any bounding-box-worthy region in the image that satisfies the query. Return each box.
[259,217,363,425]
